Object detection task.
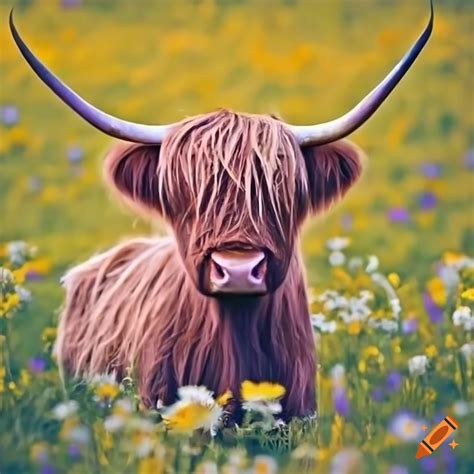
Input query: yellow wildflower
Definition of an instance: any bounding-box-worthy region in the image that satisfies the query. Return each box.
[1,293,20,315]
[358,360,366,373]
[388,273,400,288]
[162,386,223,433]
[443,251,467,265]
[331,414,344,448]
[425,388,437,402]
[12,267,26,284]
[30,442,49,464]
[426,277,447,307]
[391,337,402,354]
[347,321,361,336]
[138,457,163,474]
[24,257,52,276]
[461,288,474,301]
[363,346,380,359]
[445,333,457,349]
[216,389,233,406]
[42,327,57,343]
[425,344,438,358]
[254,455,277,474]
[20,369,31,387]
[241,380,285,402]
[163,401,220,432]
[95,383,120,400]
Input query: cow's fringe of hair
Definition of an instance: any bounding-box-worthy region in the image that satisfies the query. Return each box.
[159,110,309,256]
[56,236,316,416]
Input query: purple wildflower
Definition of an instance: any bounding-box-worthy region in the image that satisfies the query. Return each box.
[389,410,424,441]
[387,207,410,223]
[61,0,82,7]
[420,162,442,179]
[388,466,409,474]
[0,104,19,126]
[464,149,474,170]
[28,356,47,374]
[423,291,444,324]
[40,465,56,474]
[341,213,353,232]
[332,387,350,417]
[28,176,43,193]
[370,387,384,402]
[420,455,437,473]
[402,318,418,334]
[68,443,82,460]
[67,145,84,164]
[386,371,403,392]
[418,191,438,210]
[441,442,457,474]
[26,271,45,282]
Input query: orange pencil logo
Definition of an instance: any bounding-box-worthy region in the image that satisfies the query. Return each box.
[416,416,459,459]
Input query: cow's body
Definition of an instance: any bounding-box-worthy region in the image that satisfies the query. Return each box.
[57,236,316,418]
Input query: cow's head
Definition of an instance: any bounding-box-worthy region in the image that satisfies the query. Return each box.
[9,1,433,296]
[102,111,363,295]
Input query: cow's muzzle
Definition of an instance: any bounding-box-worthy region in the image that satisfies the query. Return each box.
[208,249,267,295]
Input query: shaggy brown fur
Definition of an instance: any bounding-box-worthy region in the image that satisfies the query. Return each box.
[56,109,363,418]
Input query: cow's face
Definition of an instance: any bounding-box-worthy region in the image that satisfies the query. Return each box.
[105,110,363,297]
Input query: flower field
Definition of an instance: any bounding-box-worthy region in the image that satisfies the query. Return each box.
[0,1,473,473]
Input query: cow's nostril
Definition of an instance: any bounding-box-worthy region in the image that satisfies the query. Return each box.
[251,259,266,280]
[213,261,225,278]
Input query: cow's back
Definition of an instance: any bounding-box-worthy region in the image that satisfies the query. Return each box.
[55,236,178,379]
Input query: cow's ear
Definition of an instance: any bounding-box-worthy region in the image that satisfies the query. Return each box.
[103,142,163,217]
[301,139,364,213]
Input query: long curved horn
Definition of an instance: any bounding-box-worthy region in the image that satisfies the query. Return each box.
[288,0,434,146]
[9,10,173,144]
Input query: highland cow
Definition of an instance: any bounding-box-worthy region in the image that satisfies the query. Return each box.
[10,2,433,419]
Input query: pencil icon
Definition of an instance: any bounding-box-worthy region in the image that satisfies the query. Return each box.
[416,416,459,459]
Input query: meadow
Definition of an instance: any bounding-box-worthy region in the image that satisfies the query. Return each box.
[0,0,473,473]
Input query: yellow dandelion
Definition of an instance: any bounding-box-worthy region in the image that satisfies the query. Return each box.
[391,337,402,354]
[138,457,163,474]
[426,277,447,307]
[443,251,467,266]
[254,455,277,474]
[20,369,31,387]
[42,327,57,342]
[363,346,380,359]
[2,293,20,314]
[162,400,221,432]
[30,442,49,464]
[445,333,457,349]
[216,389,233,407]
[347,321,361,336]
[241,380,285,402]
[388,272,400,288]
[425,344,438,358]
[95,383,120,400]
[358,360,366,373]
[425,388,437,402]
[461,288,474,301]
[12,267,27,284]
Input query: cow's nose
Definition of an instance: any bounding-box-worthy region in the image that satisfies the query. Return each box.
[209,250,267,294]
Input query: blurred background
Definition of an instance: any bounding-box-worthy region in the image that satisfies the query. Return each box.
[1,0,472,360]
